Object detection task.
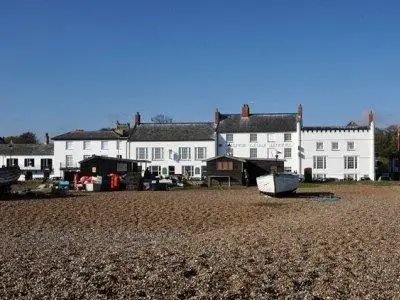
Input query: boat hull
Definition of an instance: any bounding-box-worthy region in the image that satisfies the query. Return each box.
[0,166,21,187]
[256,173,299,196]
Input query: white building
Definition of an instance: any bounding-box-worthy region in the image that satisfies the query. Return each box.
[52,123,130,179]
[50,104,375,181]
[215,104,375,180]
[128,113,215,178]
[0,143,54,179]
[215,104,299,173]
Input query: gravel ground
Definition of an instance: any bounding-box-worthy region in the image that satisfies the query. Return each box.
[1,183,400,299]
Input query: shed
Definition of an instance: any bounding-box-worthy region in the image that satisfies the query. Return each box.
[204,155,284,186]
[79,156,140,177]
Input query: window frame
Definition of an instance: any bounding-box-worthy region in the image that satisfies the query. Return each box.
[136,147,148,160]
[179,147,191,161]
[284,148,292,158]
[152,147,164,161]
[331,141,339,151]
[344,156,358,169]
[249,148,257,158]
[226,133,233,143]
[313,156,326,169]
[249,133,258,143]
[316,142,324,151]
[24,158,35,167]
[65,141,73,150]
[83,141,91,150]
[195,147,207,160]
[347,141,355,151]
[101,141,109,150]
[284,133,292,142]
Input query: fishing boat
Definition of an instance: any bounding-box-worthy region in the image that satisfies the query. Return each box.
[256,172,300,196]
[0,166,21,194]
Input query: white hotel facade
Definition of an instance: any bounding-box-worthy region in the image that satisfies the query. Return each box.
[51,104,375,181]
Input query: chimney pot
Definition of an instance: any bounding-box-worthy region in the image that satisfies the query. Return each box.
[45,133,49,144]
[297,104,303,121]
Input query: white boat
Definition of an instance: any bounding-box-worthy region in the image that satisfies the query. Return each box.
[256,173,299,196]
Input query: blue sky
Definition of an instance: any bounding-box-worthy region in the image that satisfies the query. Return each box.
[1,0,399,139]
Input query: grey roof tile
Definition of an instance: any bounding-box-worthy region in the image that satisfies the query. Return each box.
[52,130,125,141]
[0,144,54,156]
[129,123,215,141]
[217,113,297,133]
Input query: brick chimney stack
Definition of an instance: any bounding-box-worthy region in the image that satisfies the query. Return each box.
[215,109,220,125]
[241,104,250,118]
[397,126,400,153]
[368,110,374,125]
[134,112,141,126]
[45,133,49,144]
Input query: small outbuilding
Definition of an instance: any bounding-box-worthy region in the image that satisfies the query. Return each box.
[204,155,284,186]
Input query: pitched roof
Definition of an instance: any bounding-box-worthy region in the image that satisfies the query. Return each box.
[217,113,297,133]
[0,144,54,156]
[79,155,147,164]
[52,130,125,141]
[129,122,215,141]
[302,122,370,132]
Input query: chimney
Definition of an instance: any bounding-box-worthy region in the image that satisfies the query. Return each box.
[368,110,374,125]
[241,104,250,118]
[45,133,49,145]
[297,104,303,121]
[215,109,220,125]
[397,126,400,153]
[135,112,141,125]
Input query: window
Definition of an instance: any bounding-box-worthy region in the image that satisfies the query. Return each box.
[6,158,18,167]
[195,147,207,160]
[65,155,73,167]
[347,141,355,151]
[24,158,34,167]
[66,141,73,150]
[226,146,233,156]
[162,167,168,176]
[116,154,122,159]
[83,155,91,160]
[284,166,292,173]
[284,148,292,158]
[179,147,191,160]
[250,148,257,158]
[344,174,357,180]
[168,166,175,175]
[313,156,326,169]
[150,165,161,176]
[83,141,90,150]
[169,149,173,159]
[226,133,233,143]
[116,140,122,150]
[182,165,194,177]
[117,163,127,172]
[136,147,148,160]
[284,133,292,142]
[40,159,52,170]
[152,147,164,160]
[101,141,108,150]
[217,161,233,171]
[194,167,201,175]
[344,156,358,169]
[313,173,326,180]
[268,133,276,142]
[316,142,324,151]
[250,133,257,143]
[331,142,339,151]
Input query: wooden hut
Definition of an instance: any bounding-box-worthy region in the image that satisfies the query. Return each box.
[204,155,284,186]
